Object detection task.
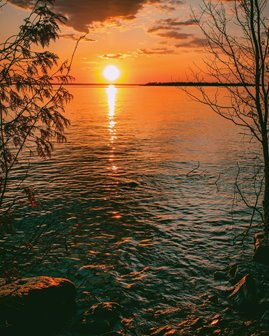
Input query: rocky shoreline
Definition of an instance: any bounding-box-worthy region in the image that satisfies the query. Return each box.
[1,233,269,335]
[171,232,269,336]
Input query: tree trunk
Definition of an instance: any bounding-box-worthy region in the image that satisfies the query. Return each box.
[263,138,269,233]
[264,173,269,233]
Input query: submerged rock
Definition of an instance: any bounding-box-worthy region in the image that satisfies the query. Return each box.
[214,270,228,281]
[0,276,76,336]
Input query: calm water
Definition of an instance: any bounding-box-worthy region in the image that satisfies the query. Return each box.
[12,86,261,333]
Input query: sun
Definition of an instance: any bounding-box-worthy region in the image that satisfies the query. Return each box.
[103,65,120,82]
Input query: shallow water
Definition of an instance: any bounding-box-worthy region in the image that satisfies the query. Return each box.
[8,86,262,333]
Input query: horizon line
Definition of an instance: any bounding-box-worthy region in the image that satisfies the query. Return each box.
[55,81,254,87]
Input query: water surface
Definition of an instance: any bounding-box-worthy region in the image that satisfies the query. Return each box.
[13,86,259,333]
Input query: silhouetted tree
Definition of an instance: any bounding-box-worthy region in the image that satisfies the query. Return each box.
[0,0,75,225]
[190,0,269,233]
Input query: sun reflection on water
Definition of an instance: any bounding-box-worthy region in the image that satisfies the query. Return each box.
[106,84,118,171]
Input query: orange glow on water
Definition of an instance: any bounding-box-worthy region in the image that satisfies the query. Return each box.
[106,84,118,172]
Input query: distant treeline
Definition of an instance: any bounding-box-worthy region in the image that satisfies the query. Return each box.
[144,82,255,87]
[4,82,255,87]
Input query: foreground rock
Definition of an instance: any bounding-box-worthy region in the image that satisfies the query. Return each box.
[0,276,76,336]
[75,301,122,334]
[229,274,258,313]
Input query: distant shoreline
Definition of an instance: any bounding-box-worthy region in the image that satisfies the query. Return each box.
[144,81,254,87]
[56,82,254,87]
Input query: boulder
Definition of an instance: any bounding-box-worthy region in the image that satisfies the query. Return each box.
[254,233,269,265]
[0,276,76,336]
[229,275,258,314]
[77,301,121,334]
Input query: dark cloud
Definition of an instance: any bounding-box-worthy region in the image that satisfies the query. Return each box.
[161,18,197,26]
[8,0,184,32]
[149,18,197,33]
[148,18,197,33]
[148,17,198,44]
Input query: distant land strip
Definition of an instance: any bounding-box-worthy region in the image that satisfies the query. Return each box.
[50,82,255,87]
[143,81,255,87]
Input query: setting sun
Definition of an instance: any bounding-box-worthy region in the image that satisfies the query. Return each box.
[103,65,120,82]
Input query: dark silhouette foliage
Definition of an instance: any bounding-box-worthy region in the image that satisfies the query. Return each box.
[190,0,269,233]
[0,0,73,222]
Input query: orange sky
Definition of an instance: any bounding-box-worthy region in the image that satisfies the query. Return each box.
[0,0,228,83]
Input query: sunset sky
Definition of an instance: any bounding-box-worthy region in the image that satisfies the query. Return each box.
[0,0,227,83]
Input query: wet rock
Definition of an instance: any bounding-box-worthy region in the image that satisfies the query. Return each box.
[0,276,76,336]
[229,275,258,313]
[228,261,269,287]
[254,233,269,265]
[77,301,121,334]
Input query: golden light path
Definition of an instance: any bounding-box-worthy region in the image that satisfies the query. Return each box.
[106,84,118,172]
[106,84,117,118]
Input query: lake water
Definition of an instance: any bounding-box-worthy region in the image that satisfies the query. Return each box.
[8,85,261,334]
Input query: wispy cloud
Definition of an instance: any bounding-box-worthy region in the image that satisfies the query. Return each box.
[148,18,197,33]
[138,47,175,55]
[158,31,192,40]
[99,53,132,59]
[175,37,209,49]
[147,15,204,49]
[60,34,96,42]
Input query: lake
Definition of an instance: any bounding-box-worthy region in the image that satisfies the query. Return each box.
[8,85,261,334]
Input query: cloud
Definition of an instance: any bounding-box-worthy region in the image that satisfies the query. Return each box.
[138,47,175,55]
[148,17,199,44]
[161,18,197,26]
[148,18,197,33]
[158,31,192,39]
[8,0,185,32]
[99,53,132,59]
[157,0,184,12]
[60,34,96,42]
[175,37,209,49]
